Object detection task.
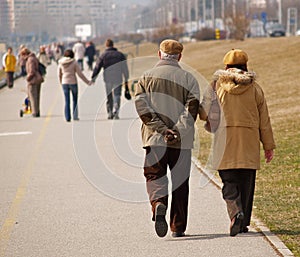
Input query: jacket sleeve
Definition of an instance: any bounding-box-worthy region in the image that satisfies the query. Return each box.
[75,62,90,85]
[135,76,169,134]
[91,55,104,80]
[199,81,215,121]
[121,54,129,82]
[26,56,43,84]
[173,74,200,137]
[58,65,62,84]
[255,84,276,150]
[2,53,7,68]
[26,57,34,82]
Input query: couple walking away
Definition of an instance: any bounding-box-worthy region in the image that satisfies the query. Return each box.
[135,39,276,238]
[58,39,129,122]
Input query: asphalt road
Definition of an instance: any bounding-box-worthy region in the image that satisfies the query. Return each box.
[0,63,283,257]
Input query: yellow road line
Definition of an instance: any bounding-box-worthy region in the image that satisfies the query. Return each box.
[0,90,60,257]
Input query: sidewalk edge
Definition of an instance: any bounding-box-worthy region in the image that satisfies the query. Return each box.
[192,157,295,257]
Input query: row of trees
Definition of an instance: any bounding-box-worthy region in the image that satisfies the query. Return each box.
[129,0,299,41]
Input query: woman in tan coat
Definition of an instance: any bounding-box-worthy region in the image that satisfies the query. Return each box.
[200,49,276,236]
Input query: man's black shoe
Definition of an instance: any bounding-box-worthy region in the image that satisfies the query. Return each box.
[171,232,185,238]
[154,203,168,237]
[230,211,244,237]
[108,113,114,119]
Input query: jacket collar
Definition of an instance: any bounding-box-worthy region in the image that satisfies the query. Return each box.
[214,68,256,95]
[213,68,256,84]
[106,47,117,51]
[155,59,181,68]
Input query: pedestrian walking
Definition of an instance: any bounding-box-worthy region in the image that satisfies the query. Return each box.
[85,41,96,71]
[135,39,200,238]
[17,44,27,77]
[58,49,92,122]
[199,49,276,236]
[37,46,50,68]
[45,44,54,65]
[91,39,129,120]
[72,40,85,70]
[2,47,17,88]
[20,48,44,117]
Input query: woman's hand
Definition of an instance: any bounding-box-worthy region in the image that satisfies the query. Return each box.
[264,149,274,163]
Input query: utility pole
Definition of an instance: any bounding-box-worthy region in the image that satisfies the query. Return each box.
[203,0,206,26]
[221,0,225,20]
[195,0,199,31]
[211,0,215,29]
[232,0,236,18]
[245,0,249,16]
[278,0,282,24]
[188,0,192,34]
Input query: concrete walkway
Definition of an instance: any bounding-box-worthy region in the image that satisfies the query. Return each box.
[0,63,293,257]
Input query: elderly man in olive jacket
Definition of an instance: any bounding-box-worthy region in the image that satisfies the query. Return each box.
[135,39,200,238]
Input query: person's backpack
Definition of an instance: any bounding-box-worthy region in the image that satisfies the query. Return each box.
[38,62,46,76]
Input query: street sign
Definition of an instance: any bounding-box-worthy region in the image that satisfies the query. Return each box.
[75,24,92,37]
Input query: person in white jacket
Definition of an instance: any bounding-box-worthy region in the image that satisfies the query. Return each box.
[58,49,92,122]
[72,40,85,70]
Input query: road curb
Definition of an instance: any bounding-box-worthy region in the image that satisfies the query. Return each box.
[192,157,295,257]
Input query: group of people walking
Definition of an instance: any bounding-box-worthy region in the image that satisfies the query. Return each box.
[135,39,275,238]
[2,39,100,122]
[2,38,275,239]
[58,38,128,121]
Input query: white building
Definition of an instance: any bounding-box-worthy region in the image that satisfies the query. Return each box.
[3,0,114,39]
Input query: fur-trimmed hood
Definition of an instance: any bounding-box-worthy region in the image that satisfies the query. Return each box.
[213,68,256,95]
[58,57,75,67]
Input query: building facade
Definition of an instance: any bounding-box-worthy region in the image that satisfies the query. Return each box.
[1,0,114,40]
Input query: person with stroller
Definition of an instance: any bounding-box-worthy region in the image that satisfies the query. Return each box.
[20,47,44,117]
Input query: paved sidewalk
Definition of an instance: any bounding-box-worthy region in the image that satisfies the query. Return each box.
[0,64,293,257]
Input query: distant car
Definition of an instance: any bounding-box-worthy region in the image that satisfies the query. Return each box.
[265,23,286,37]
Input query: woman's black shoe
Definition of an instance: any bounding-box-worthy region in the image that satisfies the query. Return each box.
[230,211,244,237]
[239,226,249,233]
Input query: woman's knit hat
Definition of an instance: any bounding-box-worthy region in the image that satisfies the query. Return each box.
[223,49,248,65]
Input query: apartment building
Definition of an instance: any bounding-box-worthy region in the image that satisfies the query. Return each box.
[1,0,114,40]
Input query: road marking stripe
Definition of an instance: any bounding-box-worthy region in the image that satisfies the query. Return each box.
[0,89,60,256]
[0,131,32,137]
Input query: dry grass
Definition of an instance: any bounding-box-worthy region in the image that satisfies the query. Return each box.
[120,37,300,256]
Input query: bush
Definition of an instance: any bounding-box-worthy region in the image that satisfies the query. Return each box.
[193,28,216,41]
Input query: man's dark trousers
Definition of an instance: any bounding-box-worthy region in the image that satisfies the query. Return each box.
[144,146,191,233]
